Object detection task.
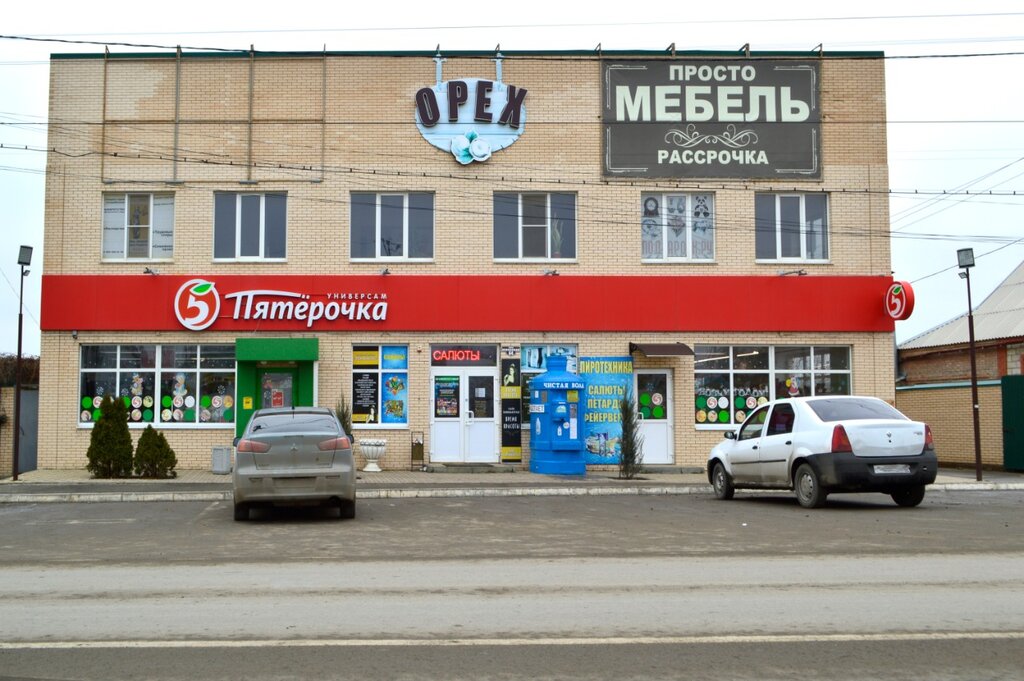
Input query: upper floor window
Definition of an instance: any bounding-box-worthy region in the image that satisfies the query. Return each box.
[213,192,286,260]
[641,192,714,261]
[754,193,828,262]
[102,193,174,260]
[351,193,434,260]
[494,193,576,260]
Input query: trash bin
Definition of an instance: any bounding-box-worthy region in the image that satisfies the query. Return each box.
[211,446,233,474]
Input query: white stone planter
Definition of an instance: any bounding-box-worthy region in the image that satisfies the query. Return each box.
[359,439,386,472]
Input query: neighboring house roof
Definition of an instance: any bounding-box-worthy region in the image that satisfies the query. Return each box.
[899,259,1024,350]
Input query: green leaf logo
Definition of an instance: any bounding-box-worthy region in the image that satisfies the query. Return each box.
[892,285,902,296]
[192,282,212,295]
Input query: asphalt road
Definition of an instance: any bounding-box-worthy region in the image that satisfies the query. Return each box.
[1,490,1022,680]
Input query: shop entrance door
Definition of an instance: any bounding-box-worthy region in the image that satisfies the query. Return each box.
[431,369,499,463]
[635,370,673,465]
[259,369,297,409]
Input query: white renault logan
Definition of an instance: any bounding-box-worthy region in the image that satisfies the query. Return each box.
[707,396,937,508]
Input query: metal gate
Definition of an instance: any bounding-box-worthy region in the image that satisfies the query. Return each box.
[1003,375,1024,471]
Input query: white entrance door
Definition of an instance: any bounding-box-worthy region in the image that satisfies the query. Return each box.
[430,369,499,463]
[635,370,673,465]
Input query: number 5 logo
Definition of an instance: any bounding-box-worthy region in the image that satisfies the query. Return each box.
[174,279,221,331]
[885,281,914,321]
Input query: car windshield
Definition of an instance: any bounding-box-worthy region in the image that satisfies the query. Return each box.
[807,398,907,422]
[250,412,339,434]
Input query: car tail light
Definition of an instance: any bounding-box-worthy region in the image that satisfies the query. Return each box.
[318,436,351,451]
[924,425,935,451]
[236,438,271,453]
[831,425,853,453]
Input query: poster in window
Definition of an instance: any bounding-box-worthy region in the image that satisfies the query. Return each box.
[434,376,459,418]
[500,358,522,462]
[353,345,380,369]
[381,371,408,424]
[352,372,379,424]
[579,356,633,465]
[381,345,408,371]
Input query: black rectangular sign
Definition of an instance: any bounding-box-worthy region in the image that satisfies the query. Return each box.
[602,59,821,179]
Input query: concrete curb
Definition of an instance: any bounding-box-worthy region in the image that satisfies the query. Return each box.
[1,482,1022,504]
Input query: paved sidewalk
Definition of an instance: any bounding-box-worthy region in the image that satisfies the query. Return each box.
[1,466,1022,503]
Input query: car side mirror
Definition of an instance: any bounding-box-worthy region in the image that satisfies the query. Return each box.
[724,431,736,440]
[233,436,240,447]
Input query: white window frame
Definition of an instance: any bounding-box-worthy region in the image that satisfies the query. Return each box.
[494,192,577,262]
[694,345,852,430]
[351,192,434,262]
[78,344,236,430]
[641,192,715,263]
[351,344,410,430]
[755,193,830,263]
[102,192,174,262]
[213,193,287,262]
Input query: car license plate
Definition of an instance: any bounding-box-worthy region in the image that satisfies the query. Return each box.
[874,464,911,475]
[275,476,315,487]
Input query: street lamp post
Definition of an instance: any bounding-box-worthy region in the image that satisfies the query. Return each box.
[957,248,983,482]
[12,245,32,482]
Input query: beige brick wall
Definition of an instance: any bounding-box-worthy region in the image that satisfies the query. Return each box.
[39,52,894,470]
[896,385,1004,468]
[0,387,11,477]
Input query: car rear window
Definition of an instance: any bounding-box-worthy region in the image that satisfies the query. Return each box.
[807,398,907,422]
[250,412,340,434]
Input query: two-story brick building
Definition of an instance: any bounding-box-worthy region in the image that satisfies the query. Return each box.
[37,48,902,471]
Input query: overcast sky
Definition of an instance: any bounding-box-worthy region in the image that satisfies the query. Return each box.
[2,0,1023,356]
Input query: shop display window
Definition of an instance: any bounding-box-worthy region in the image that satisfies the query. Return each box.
[641,192,715,261]
[79,344,235,426]
[351,344,409,427]
[350,192,434,260]
[754,193,829,262]
[493,192,576,260]
[213,192,287,260]
[520,344,578,424]
[694,345,851,426]
[102,193,174,260]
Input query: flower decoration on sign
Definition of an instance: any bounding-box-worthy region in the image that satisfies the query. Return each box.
[451,130,492,165]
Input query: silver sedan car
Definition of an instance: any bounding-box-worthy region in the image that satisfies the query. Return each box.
[707,396,937,508]
[232,407,356,520]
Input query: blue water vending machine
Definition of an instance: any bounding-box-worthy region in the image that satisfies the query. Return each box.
[529,354,587,475]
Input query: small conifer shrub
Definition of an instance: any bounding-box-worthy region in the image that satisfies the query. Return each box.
[85,395,134,478]
[618,388,645,480]
[134,425,178,479]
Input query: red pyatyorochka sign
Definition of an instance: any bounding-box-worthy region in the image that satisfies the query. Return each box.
[41,275,900,333]
[884,281,915,321]
[174,278,388,331]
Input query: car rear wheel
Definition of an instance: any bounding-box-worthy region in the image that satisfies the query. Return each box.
[338,498,356,520]
[233,502,250,521]
[891,485,926,508]
[712,462,735,500]
[794,463,827,509]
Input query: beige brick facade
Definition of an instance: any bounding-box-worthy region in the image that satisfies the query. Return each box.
[40,50,895,471]
[895,384,1004,468]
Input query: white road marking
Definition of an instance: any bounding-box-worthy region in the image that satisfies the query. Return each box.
[2,631,1023,650]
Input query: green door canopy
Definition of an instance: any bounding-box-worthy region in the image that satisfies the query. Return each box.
[236,338,319,362]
